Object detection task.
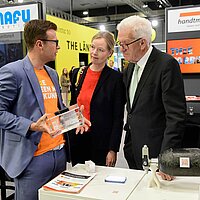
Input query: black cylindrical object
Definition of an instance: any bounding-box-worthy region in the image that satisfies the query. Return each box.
[158,148,200,176]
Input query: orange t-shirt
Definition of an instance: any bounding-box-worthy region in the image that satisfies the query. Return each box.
[77,67,101,121]
[34,68,65,156]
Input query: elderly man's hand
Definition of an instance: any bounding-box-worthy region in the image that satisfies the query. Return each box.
[157,170,175,181]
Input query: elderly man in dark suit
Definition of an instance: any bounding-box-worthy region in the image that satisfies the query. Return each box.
[117,15,186,180]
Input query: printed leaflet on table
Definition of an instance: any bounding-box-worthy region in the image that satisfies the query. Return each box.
[43,171,96,194]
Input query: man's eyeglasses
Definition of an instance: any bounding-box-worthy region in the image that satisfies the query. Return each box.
[117,37,142,50]
[40,39,59,47]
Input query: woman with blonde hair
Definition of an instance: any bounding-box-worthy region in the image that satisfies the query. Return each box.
[69,31,126,167]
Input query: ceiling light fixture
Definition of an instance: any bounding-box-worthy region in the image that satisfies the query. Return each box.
[142,3,148,8]
[161,0,171,7]
[99,25,106,31]
[83,11,88,15]
[7,0,15,3]
[123,0,154,17]
[151,20,158,27]
[157,0,171,7]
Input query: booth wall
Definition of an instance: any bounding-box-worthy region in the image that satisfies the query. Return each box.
[46,15,98,77]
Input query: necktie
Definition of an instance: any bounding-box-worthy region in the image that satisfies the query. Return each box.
[129,64,140,106]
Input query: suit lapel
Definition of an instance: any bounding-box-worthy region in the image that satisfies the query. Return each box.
[23,56,45,114]
[92,65,110,99]
[45,66,63,110]
[131,47,157,110]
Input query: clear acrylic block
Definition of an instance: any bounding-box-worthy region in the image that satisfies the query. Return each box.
[46,106,84,135]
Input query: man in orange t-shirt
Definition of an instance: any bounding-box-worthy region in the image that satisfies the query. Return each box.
[0,20,90,200]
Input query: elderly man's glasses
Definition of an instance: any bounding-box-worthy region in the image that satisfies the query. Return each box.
[40,39,59,47]
[117,37,142,50]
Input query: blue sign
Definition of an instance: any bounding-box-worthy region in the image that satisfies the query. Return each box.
[0,4,38,33]
[0,9,30,25]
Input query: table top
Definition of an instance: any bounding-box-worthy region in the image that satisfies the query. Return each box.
[39,164,145,200]
[129,173,200,200]
[39,164,200,200]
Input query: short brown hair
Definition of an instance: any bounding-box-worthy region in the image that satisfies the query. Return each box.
[92,31,115,54]
[24,19,57,50]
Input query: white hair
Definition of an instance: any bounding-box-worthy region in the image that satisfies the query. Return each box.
[117,15,152,44]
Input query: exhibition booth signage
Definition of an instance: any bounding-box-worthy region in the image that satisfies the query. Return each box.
[168,7,200,33]
[166,5,200,74]
[0,3,39,33]
[0,1,44,68]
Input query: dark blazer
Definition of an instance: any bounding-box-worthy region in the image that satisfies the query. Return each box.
[123,46,186,169]
[0,56,65,178]
[72,65,125,153]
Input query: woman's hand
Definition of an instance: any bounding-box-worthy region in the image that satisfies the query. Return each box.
[106,150,117,167]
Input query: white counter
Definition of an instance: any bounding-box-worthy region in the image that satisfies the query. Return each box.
[39,164,200,200]
[129,173,200,200]
[39,164,145,200]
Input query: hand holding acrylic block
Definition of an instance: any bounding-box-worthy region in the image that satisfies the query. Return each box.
[46,105,84,137]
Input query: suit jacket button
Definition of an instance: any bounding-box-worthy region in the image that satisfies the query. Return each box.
[34,142,39,146]
[128,114,132,119]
